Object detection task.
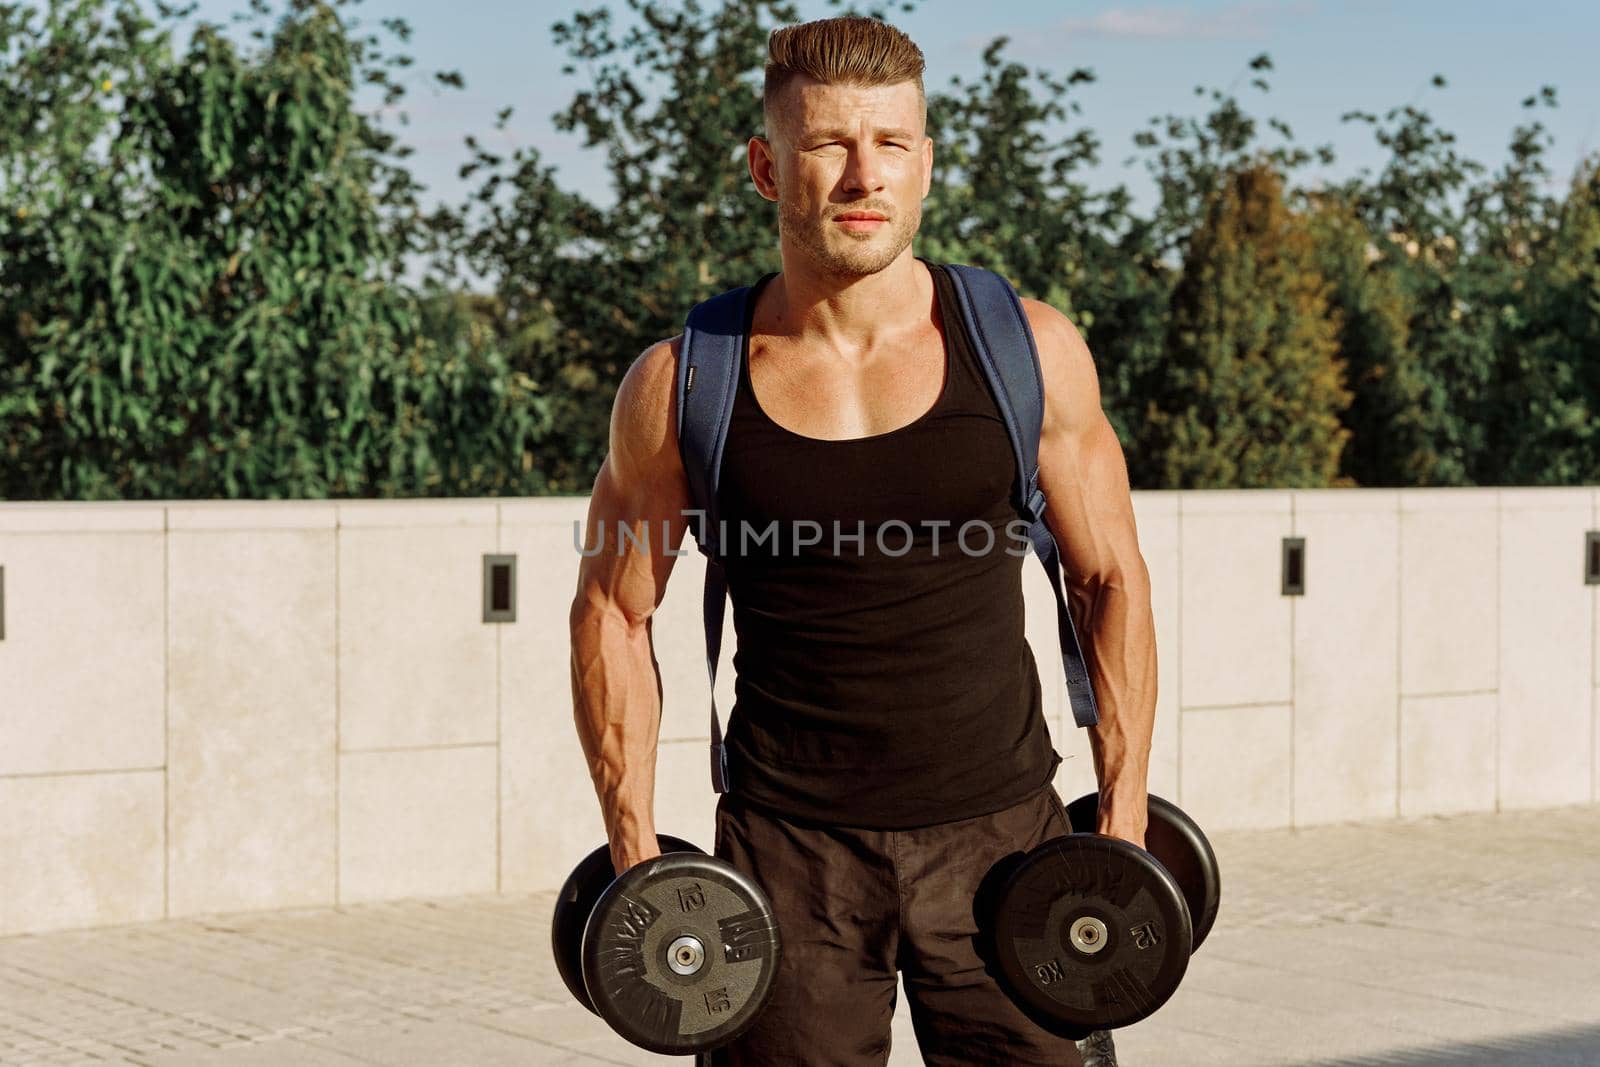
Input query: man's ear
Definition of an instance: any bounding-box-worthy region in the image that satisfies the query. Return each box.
[748,136,780,203]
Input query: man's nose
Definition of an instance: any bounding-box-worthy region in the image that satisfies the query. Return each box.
[841,144,885,195]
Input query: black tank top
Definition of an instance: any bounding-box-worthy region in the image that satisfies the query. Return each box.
[714,258,1061,829]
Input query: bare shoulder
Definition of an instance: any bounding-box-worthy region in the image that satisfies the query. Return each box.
[1019,297,1103,435]
[609,334,687,485]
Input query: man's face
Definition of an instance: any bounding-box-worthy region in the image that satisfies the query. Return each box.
[752,76,932,278]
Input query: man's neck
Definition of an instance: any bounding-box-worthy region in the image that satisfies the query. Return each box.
[760,250,933,357]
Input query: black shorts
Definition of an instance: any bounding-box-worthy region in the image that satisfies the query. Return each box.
[707,784,1087,1067]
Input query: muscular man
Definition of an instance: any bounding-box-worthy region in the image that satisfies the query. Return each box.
[569,14,1156,1066]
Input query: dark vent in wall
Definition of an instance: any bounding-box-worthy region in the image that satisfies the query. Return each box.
[1282,537,1306,597]
[483,555,516,623]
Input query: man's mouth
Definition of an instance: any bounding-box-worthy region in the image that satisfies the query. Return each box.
[835,211,888,231]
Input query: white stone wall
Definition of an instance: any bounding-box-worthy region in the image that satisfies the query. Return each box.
[1,488,1596,936]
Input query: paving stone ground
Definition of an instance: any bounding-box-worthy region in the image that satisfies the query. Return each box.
[3,804,1598,1066]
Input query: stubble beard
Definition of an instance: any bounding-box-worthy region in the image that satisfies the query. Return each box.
[779,196,920,280]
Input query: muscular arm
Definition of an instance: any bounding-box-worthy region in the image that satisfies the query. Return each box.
[569,336,695,875]
[1024,299,1158,849]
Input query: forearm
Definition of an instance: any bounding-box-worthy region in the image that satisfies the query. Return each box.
[1069,565,1158,816]
[570,597,664,873]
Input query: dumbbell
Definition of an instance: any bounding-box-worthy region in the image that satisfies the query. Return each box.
[550,835,783,1056]
[989,793,1221,1034]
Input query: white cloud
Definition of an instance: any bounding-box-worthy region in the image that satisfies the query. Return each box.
[1048,1,1316,41]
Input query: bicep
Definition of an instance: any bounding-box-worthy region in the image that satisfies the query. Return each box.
[1027,302,1145,590]
[573,340,694,628]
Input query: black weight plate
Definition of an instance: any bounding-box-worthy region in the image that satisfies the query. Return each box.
[582,852,781,1055]
[550,835,704,1014]
[1066,793,1221,952]
[993,833,1191,1031]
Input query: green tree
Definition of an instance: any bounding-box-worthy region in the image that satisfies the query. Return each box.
[1509,155,1600,483]
[6,0,1596,499]
[0,0,546,499]
[918,39,1101,308]
[1142,161,1352,488]
[1337,81,1493,485]
[1132,55,1334,261]
[1119,57,1335,485]
[439,0,811,491]
[1466,89,1596,484]
[1301,190,1429,487]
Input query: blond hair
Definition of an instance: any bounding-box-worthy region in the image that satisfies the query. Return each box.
[763,16,926,140]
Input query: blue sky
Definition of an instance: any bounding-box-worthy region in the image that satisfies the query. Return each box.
[161,0,1600,234]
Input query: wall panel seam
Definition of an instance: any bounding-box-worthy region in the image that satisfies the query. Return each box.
[162,505,171,920]
[1289,495,1297,829]
[334,513,342,906]
[1395,494,1403,818]
[0,767,166,781]
[341,742,500,755]
[495,503,503,895]
[1494,490,1502,813]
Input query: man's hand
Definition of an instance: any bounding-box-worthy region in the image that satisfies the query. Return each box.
[610,837,663,878]
[1095,790,1149,853]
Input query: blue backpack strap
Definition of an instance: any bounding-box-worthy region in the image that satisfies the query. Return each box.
[676,283,758,793]
[943,264,1101,730]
